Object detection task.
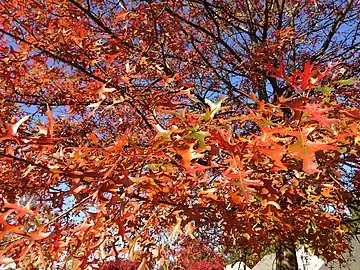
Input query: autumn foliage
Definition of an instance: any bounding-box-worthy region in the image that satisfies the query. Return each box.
[0,0,360,269]
[169,239,225,270]
[101,258,140,270]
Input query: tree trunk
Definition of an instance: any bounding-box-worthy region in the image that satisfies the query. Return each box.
[276,242,298,270]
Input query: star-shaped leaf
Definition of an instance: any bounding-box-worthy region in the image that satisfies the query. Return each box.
[288,128,337,173]
[184,129,210,149]
[174,143,204,169]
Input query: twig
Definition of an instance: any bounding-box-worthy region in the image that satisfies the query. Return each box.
[44,194,93,227]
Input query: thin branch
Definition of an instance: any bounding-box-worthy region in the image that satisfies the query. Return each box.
[67,0,133,49]
[44,194,93,227]
[311,0,355,62]
[0,28,154,131]
[165,7,244,65]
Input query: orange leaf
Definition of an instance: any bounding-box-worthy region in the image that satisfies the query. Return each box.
[288,127,337,173]
[175,143,204,169]
[185,221,196,239]
[170,216,182,238]
[296,103,338,127]
[46,104,54,137]
[27,228,51,241]
[321,188,332,198]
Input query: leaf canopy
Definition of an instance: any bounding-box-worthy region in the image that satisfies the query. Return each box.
[0,0,360,269]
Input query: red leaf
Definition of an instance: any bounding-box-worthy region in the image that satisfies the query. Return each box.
[297,103,338,127]
[267,61,334,92]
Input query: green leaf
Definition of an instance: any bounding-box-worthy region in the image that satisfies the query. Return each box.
[339,147,347,154]
[336,78,357,86]
[320,85,333,95]
[184,130,210,149]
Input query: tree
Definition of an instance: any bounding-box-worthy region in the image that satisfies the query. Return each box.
[169,239,225,270]
[0,0,359,269]
[101,258,140,270]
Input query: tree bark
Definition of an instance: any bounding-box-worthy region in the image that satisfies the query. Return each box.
[276,242,298,270]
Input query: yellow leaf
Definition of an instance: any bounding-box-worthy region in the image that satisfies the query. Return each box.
[185,221,196,239]
[11,115,30,136]
[0,258,14,265]
[204,96,227,121]
[170,216,182,238]
[265,201,281,210]
[137,257,149,270]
